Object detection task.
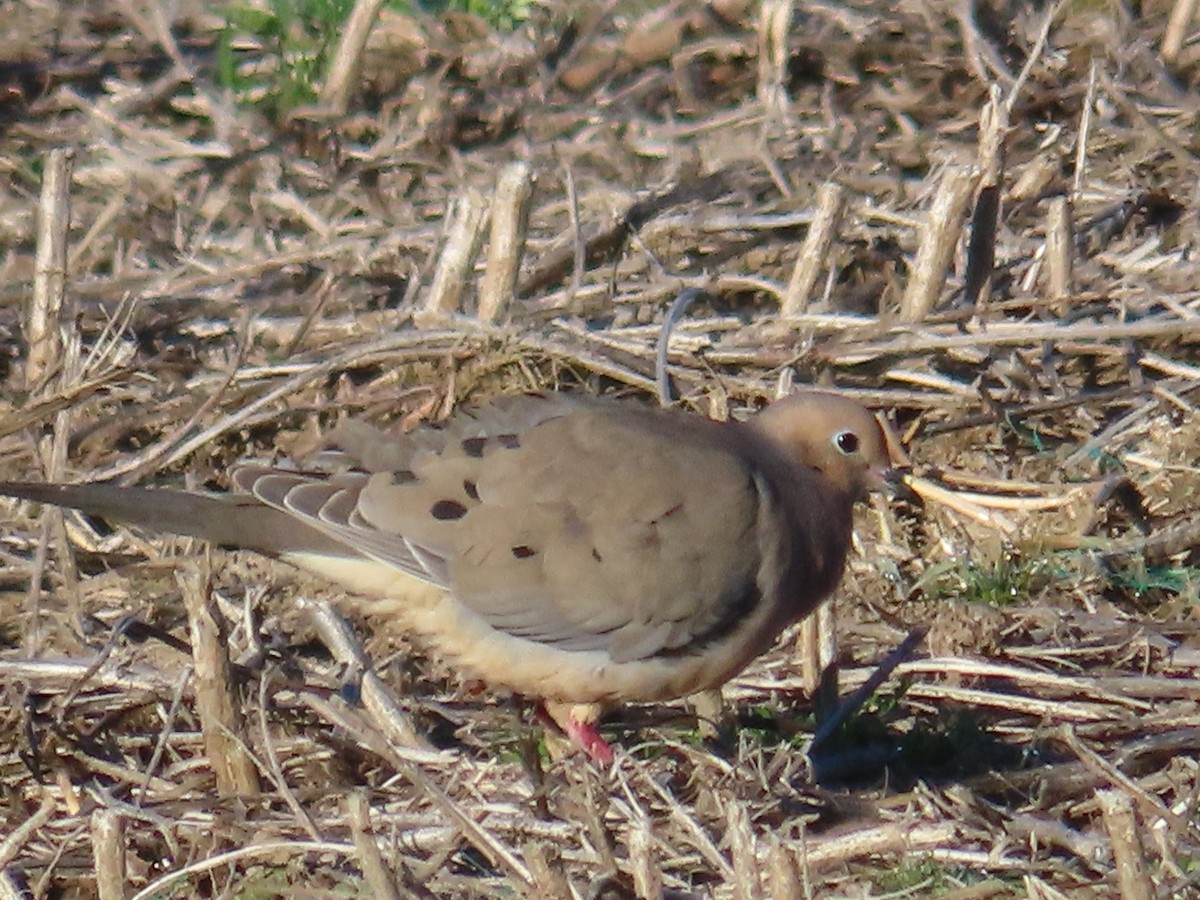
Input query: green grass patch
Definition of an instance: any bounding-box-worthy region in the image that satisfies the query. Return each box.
[217,0,531,119]
[871,856,949,894]
[218,0,356,118]
[868,860,1005,896]
[1108,562,1200,600]
[914,551,1056,606]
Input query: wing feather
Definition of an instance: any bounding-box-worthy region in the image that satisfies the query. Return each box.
[231,397,785,664]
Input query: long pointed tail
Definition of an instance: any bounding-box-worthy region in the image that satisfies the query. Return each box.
[0,481,348,558]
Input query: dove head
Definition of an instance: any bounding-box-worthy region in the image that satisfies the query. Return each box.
[749,392,893,500]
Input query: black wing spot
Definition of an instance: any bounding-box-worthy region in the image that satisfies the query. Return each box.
[391,469,418,485]
[461,436,488,457]
[511,545,536,559]
[463,479,479,500]
[497,433,521,449]
[430,499,468,520]
[591,548,603,563]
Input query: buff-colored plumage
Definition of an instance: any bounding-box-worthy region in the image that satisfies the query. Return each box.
[0,391,892,761]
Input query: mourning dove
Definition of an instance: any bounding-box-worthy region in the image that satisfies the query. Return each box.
[0,391,892,761]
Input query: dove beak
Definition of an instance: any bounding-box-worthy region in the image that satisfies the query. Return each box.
[865,464,901,496]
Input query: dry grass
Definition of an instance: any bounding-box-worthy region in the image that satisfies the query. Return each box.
[2,0,1200,897]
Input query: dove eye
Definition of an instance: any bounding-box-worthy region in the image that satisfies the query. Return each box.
[833,430,860,455]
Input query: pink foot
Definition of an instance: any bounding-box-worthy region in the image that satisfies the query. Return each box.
[534,702,615,764]
[564,716,615,765]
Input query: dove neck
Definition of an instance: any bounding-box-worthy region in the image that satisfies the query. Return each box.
[786,478,855,596]
[733,430,857,624]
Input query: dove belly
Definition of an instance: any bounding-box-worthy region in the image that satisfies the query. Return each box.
[282,551,448,614]
[282,549,793,704]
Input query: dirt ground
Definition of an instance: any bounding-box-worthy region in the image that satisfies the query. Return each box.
[2,1,1200,897]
